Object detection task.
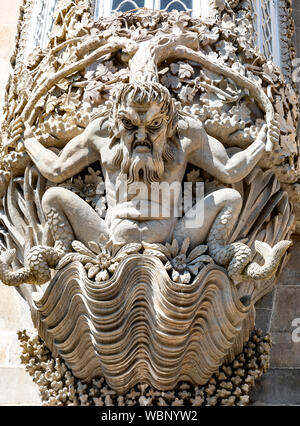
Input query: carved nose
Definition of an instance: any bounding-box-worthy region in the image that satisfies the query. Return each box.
[135,127,146,141]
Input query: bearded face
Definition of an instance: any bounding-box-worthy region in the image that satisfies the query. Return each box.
[111,101,174,185]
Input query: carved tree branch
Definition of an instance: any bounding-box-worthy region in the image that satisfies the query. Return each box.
[152,44,275,151]
[22,37,138,126]
[129,32,199,82]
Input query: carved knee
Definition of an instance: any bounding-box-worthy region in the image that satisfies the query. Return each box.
[227,188,242,207]
[217,188,242,213]
[42,187,67,213]
[42,187,74,253]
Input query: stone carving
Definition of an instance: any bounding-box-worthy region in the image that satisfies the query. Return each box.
[31,258,256,391]
[18,328,271,406]
[0,1,297,393]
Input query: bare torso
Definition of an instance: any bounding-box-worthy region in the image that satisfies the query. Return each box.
[24,107,268,245]
[93,115,195,243]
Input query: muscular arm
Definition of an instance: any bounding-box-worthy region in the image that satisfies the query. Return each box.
[24,120,103,183]
[185,119,267,184]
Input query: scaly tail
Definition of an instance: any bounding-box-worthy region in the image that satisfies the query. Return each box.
[207,205,253,283]
[244,240,292,280]
[0,249,34,286]
[207,206,291,283]
[0,245,63,286]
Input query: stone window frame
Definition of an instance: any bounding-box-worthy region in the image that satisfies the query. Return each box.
[249,0,295,82]
[24,0,58,57]
[249,0,283,68]
[94,0,203,18]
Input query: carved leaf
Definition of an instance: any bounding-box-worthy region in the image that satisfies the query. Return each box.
[170,239,179,258]
[83,81,105,104]
[281,133,298,155]
[229,104,252,123]
[216,40,237,62]
[161,73,181,90]
[198,26,219,46]
[186,169,202,183]
[187,245,208,263]
[56,254,98,270]
[221,13,236,30]
[113,243,142,261]
[142,242,171,259]
[178,86,195,103]
[72,240,97,258]
[262,62,278,84]
[201,93,224,109]
[58,48,78,67]
[179,238,190,255]
[59,91,82,112]
[192,255,214,264]
[55,78,69,91]
[170,62,194,79]
[143,249,168,263]
[87,241,101,254]
[206,51,219,62]
[45,96,59,114]
[96,61,117,79]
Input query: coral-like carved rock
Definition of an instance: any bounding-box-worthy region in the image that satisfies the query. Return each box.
[18,328,272,406]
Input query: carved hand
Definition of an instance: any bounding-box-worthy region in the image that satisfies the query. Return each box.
[24,122,35,140]
[266,117,280,151]
[256,124,268,147]
[10,117,25,141]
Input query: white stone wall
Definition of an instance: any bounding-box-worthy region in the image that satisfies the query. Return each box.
[0,1,21,115]
[0,0,40,405]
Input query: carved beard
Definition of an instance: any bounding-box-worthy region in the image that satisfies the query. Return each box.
[112,139,174,186]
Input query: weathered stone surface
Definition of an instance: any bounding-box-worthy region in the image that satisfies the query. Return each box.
[254,289,275,333]
[276,238,300,285]
[0,286,34,332]
[271,286,300,332]
[270,333,300,368]
[0,332,22,366]
[255,309,273,334]
[0,0,22,113]
[0,367,41,405]
[268,286,300,368]
[0,282,39,404]
[251,369,300,406]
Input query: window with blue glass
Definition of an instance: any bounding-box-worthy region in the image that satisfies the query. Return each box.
[94,0,201,18]
[112,0,144,12]
[161,0,192,12]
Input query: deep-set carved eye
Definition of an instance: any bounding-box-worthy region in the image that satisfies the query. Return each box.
[148,118,163,129]
[121,118,135,130]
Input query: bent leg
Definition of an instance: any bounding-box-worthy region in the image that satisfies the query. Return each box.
[42,187,109,252]
[173,188,242,248]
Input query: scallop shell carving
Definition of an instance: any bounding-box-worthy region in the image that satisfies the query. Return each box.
[32,255,254,394]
